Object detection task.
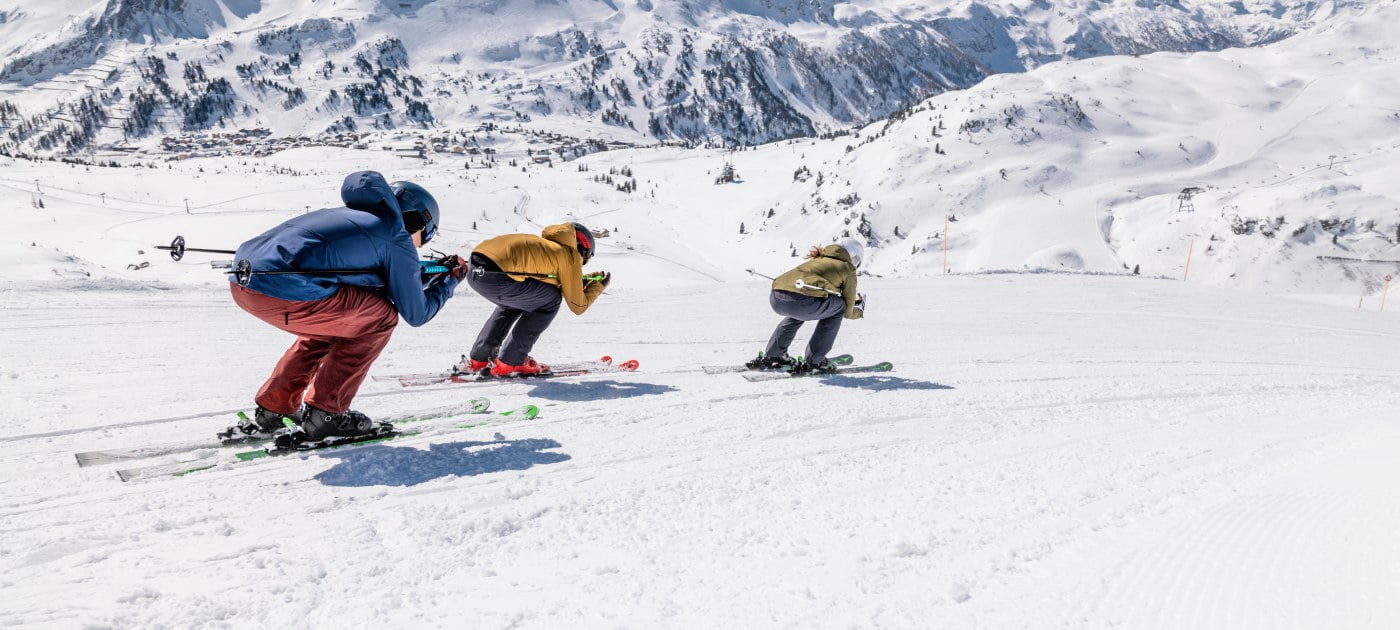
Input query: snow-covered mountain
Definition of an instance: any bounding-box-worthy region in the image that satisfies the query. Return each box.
[0,0,1360,151]
[669,0,1399,293]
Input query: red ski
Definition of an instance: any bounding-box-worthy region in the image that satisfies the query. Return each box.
[380,356,640,388]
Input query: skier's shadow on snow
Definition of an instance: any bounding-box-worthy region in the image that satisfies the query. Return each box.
[525,379,677,402]
[818,375,954,391]
[313,438,570,487]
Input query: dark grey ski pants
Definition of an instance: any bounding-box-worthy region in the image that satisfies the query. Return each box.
[763,289,845,364]
[466,259,562,365]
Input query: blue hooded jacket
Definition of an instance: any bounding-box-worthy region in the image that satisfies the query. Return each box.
[231,171,457,327]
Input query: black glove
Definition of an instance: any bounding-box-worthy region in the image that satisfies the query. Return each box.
[441,254,467,281]
[593,271,611,288]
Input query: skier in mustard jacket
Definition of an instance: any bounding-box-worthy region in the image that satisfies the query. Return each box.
[456,222,609,377]
[748,238,866,374]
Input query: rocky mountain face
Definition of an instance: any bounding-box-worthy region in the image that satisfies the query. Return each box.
[0,0,1361,153]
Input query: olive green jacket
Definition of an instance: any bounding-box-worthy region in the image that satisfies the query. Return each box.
[773,244,862,319]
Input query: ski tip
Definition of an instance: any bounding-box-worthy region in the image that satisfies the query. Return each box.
[874,362,894,371]
[501,404,541,419]
[600,355,613,364]
[619,359,640,372]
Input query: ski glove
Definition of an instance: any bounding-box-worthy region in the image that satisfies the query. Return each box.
[440,254,468,281]
[588,271,611,288]
[854,292,867,315]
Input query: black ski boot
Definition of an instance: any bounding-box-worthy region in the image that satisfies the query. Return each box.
[219,406,301,439]
[296,406,378,442]
[252,406,300,432]
[745,352,795,371]
[789,358,838,376]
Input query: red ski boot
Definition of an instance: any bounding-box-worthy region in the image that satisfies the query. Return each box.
[455,355,494,376]
[490,357,551,378]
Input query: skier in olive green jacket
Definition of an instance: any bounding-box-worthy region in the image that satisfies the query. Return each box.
[747,237,867,375]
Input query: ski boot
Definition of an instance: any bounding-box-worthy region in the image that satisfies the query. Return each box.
[219,406,300,439]
[454,354,495,376]
[745,352,795,371]
[490,357,551,378]
[293,406,379,443]
[789,358,839,376]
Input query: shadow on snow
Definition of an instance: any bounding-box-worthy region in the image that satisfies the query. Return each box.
[818,375,954,391]
[314,437,570,487]
[526,379,678,401]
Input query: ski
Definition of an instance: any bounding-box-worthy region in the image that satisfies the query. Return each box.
[741,361,894,382]
[248,403,542,462]
[702,354,853,375]
[115,403,541,481]
[388,355,640,387]
[78,397,492,467]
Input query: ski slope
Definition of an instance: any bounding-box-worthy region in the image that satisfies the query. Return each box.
[2,272,1399,626]
[3,2,1400,625]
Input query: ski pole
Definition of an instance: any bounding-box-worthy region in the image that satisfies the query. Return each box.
[471,268,608,282]
[157,235,236,261]
[230,259,453,287]
[745,268,775,280]
[794,278,842,296]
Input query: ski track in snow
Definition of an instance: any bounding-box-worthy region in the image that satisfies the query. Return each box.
[2,275,1399,627]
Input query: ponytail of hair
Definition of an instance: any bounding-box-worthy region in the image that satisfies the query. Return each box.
[805,246,824,259]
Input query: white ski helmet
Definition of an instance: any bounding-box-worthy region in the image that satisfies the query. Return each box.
[836,236,865,268]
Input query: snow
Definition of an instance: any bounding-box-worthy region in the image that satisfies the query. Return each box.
[4,273,1400,626]
[3,0,1400,626]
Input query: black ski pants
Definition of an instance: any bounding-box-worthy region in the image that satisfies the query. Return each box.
[763,289,845,364]
[466,255,562,365]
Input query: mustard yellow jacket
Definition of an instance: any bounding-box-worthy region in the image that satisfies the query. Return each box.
[473,223,604,315]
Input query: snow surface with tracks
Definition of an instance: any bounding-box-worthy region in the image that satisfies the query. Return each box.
[3,272,1399,627]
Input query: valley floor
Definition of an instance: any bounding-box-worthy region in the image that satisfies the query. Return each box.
[2,275,1398,627]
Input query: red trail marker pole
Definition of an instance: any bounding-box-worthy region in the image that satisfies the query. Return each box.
[1183,239,1195,281]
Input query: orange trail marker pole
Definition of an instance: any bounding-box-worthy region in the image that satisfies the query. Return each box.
[943,215,949,274]
[1183,239,1195,281]
[1383,275,1393,312]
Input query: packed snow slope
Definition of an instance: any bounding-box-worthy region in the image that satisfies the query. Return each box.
[0,0,1360,148]
[3,271,1400,626]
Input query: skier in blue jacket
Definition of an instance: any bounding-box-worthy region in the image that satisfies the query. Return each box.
[230,170,465,441]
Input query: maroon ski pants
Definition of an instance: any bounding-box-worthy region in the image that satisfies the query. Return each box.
[230,283,398,414]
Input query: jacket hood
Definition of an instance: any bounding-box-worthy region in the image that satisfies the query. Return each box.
[541,223,580,251]
[821,244,854,265]
[340,170,402,219]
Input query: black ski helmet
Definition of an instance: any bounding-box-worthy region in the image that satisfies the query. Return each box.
[391,181,439,244]
[572,222,595,263]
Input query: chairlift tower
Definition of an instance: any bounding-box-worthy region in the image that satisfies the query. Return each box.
[1177,186,1204,213]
